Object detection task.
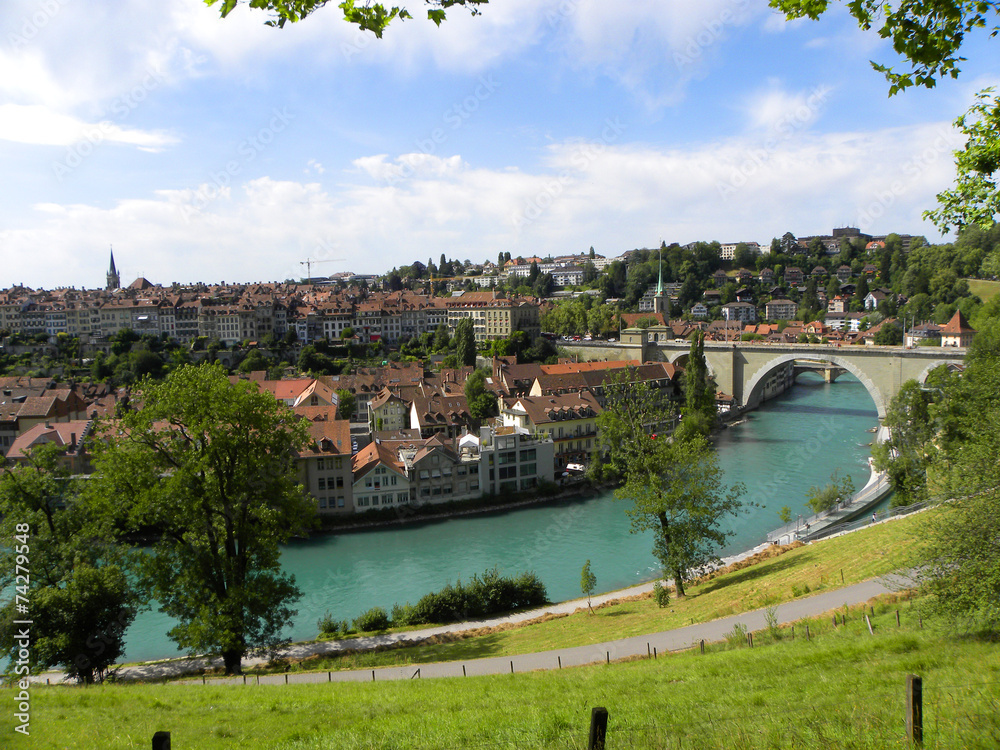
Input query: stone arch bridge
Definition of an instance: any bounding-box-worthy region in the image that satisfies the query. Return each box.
[562,340,966,419]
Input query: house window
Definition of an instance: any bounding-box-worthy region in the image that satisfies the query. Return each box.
[318,478,327,491]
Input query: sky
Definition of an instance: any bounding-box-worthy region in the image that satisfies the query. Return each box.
[1,0,997,290]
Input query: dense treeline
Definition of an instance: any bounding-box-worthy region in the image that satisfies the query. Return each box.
[874,295,1000,632]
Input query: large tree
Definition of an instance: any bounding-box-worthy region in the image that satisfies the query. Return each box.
[677,332,716,440]
[771,1,1000,230]
[208,0,488,36]
[907,322,1000,631]
[597,375,746,596]
[454,318,477,367]
[464,367,497,421]
[0,444,139,684]
[619,433,747,598]
[90,364,315,675]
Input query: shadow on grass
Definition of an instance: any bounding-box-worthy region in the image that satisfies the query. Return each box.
[297,632,510,672]
[696,554,806,596]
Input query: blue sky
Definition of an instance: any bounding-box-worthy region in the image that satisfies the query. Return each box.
[1,0,997,289]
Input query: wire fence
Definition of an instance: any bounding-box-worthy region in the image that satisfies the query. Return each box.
[147,675,1000,749]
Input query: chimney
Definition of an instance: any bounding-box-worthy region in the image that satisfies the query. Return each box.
[70,433,76,449]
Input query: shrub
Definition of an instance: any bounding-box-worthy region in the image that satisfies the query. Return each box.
[317,611,339,635]
[725,622,749,649]
[353,606,390,632]
[764,605,781,639]
[653,580,671,608]
[390,602,415,627]
[405,568,548,626]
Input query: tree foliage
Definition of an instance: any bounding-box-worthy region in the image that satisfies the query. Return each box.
[771,1,1000,231]
[464,367,496,421]
[871,379,941,504]
[580,560,597,613]
[597,374,747,596]
[208,0,488,36]
[0,444,140,684]
[805,469,856,514]
[677,332,716,440]
[874,318,1000,632]
[454,318,477,367]
[89,364,315,674]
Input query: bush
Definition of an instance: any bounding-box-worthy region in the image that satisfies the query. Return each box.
[653,580,671,608]
[725,622,749,649]
[317,611,339,635]
[390,602,415,627]
[764,605,781,639]
[353,606,390,632]
[404,568,548,626]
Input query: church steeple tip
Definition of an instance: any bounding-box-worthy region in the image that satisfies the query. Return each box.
[107,245,120,291]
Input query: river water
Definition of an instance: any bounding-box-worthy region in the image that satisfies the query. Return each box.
[123,372,878,662]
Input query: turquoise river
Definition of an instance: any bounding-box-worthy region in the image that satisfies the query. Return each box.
[123,372,879,663]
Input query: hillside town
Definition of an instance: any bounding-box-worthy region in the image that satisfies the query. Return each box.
[1,224,990,519]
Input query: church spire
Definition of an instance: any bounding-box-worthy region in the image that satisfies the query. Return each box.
[107,245,120,291]
[656,244,664,297]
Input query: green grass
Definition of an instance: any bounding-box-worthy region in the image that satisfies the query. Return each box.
[968,278,1000,302]
[16,602,1000,749]
[263,511,929,675]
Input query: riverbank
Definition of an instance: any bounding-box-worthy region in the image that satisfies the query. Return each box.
[31,503,925,684]
[314,477,610,535]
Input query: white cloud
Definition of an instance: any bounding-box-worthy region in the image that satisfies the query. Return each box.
[0,104,177,149]
[0,120,962,289]
[741,81,834,135]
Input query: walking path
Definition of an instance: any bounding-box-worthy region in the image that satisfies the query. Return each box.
[200,576,905,686]
[34,510,916,686]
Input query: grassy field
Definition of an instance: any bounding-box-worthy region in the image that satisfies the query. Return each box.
[14,599,1000,749]
[968,278,1000,302]
[266,511,928,675]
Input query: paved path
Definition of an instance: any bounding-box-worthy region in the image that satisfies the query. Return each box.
[188,575,906,687]
[34,518,915,686]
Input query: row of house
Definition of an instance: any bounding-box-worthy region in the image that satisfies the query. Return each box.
[4,357,688,517]
[0,284,541,348]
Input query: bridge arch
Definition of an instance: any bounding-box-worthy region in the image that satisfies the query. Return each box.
[914,360,963,385]
[666,350,717,382]
[743,353,887,418]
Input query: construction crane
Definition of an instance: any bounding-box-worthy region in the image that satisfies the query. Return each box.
[299,257,345,282]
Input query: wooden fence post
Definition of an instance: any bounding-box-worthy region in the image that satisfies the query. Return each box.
[865,614,874,635]
[588,707,609,750]
[152,731,171,750]
[700,640,705,654]
[791,626,794,640]
[896,610,900,627]
[906,675,923,746]
[805,624,810,641]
